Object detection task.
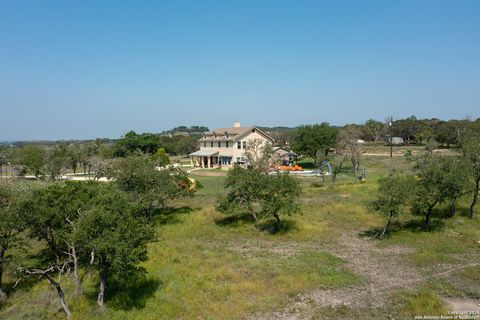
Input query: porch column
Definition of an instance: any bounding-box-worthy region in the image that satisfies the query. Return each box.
[207,156,211,168]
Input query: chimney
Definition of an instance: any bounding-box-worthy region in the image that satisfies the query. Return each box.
[233,121,241,128]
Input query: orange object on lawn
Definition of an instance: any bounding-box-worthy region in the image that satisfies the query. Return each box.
[278,163,303,171]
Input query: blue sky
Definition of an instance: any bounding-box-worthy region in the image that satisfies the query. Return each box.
[1,0,479,140]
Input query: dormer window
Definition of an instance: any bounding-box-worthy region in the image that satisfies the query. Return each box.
[224,132,229,139]
[213,132,217,139]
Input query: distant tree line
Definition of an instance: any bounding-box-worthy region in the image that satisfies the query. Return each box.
[0,139,114,179]
[112,130,199,157]
[160,125,209,135]
[0,128,204,178]
[1,117,479,179]
[267,116,480,149]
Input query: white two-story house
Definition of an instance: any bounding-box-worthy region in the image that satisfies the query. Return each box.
[189,122,275,168]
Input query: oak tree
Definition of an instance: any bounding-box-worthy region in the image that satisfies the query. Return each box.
[0,182,26,302]
[371,171,415,238]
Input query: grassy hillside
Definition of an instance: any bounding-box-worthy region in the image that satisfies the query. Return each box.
[1,153,479,319]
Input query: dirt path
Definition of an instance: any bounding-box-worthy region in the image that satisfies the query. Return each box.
[251,233,479,319]
[444,297,480,312]
[306,234,419,309]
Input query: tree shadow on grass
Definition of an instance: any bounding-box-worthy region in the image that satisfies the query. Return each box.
[154,205,193,225]
[215,214,298,234]
[256,219,298,235]
[89,275,163,311]
[214,213,255,227]
[359,218,446,239]
[401,218,445,233]
[358,227,384,239]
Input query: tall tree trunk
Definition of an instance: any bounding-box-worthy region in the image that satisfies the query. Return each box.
[379,212,393,239]
[44,274,72,320]
[97,272,107,308]
[251,213,258,222]
[470,178,479,220]
[352,161,357,181]
[70,246,82,294]
[450,200,456,218]
[0,249,6,302]
[273,212,281,225]
[425,206,433,226]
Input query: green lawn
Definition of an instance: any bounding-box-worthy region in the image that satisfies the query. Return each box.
[1,152,479,319]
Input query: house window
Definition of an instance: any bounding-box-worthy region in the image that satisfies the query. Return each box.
[236,157,246,163]
[242,141,246,149]
[237,141,241,149]
[203,142,206,148]
[210,142,213,148]
[218,142,221,148]
[226,142,229,148]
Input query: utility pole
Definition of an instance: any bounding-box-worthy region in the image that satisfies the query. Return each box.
[389,118,393,158]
